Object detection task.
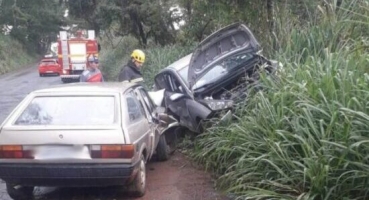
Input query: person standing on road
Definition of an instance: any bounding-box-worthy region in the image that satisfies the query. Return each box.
[80,55,104,82]
[118,49,145,83]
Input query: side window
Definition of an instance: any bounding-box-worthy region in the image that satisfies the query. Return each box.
[168,75,183,93]
[126,92,144,122]
[155,74,167,90]
[138,88,156,114]
[155,73,185,94]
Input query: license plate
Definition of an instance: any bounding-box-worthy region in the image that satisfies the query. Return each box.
[33,145,91,160]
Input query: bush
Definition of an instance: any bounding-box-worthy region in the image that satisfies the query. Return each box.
[192,1,369,199]
[0,34,36,75]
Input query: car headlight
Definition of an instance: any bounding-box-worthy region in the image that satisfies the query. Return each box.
[202,100,234,111]
[63,70,67,74]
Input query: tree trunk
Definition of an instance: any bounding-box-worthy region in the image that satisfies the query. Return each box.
[186,0,192,20]
[130,11,147,47]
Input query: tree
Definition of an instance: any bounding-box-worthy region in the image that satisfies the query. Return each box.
[67,0,177,47]
[0,0,66,53]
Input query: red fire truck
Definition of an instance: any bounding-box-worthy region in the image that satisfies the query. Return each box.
[58,30,99,83]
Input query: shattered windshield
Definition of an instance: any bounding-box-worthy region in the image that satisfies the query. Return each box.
[14,96,116,126]
[192,51,254,90]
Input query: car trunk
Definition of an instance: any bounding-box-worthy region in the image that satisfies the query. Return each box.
[0,127,125,162]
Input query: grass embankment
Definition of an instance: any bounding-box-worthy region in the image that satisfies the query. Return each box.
[191,1,369,199]
[0,34,36,75]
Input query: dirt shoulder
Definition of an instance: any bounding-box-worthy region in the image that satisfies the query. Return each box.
[142,152,228,200]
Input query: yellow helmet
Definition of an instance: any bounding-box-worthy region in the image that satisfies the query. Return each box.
[131,49,145,63]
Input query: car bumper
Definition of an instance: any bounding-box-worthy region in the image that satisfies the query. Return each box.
[39,67,60,74]
[0,162,139,187]
[60,74,81,79]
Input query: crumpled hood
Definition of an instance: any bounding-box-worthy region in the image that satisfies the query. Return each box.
[188,23,260,89]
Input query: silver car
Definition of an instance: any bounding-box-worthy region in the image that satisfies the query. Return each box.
[0,82,178,200]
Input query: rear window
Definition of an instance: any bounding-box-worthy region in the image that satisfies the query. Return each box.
[14,96,116,126]
[41,61,56,65]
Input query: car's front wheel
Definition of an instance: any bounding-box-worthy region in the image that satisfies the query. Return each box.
[156,134,170,161]
[6,183,34,200]
[128,155,146,197]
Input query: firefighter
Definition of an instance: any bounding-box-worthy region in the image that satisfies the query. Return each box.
[118,49,145,83]
[80,55,104,82]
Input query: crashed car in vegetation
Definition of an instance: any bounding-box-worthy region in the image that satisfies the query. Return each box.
[0,82,178,199]
[152,23,278,133]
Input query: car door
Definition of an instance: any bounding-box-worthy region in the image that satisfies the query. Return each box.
[156,72,199,131]
[134,87,158,158]
[123,90,152,160]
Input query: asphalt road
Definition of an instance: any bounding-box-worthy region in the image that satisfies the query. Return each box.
[0,64,227,200]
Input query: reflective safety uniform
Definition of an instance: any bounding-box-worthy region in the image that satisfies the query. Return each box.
[80,68,104,82]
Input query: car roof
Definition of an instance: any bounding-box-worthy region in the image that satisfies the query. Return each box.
[164,53,192,72]
[32,82,138,94]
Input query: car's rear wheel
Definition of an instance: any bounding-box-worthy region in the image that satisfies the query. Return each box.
[39,73,43,77]
[6,183,34,200]
[128,155,146,197]
[156,133,170,161]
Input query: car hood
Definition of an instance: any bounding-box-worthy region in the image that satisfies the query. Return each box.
[188,23,260,89]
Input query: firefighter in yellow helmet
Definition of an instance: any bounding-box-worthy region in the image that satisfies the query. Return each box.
[118,49,145,83]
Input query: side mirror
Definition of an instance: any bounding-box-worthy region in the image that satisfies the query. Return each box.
[169,93,185,101]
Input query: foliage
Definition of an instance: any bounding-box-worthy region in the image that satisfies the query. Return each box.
[67,0,179,47]
[0,0,66,53]
[0,33,36,75]
[191,1,369,199]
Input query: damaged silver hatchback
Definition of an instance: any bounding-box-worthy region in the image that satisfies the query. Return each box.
[0,82,178,199]
[153,23,278,133]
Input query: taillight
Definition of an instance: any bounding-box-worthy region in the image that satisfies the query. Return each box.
[91,144,135,159]
[0,145,33,159]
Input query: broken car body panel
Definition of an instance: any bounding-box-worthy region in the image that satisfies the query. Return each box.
[188,23,260,89]
[154,23,277,133]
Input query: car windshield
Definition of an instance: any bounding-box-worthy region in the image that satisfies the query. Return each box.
[14,96,116,126]
[192,51,254,90]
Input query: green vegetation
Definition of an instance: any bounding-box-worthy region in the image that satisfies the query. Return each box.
[0,0,65,54]
[97,2,369,198]
[2,0,369,199]
[191,1,369,199]
[0,34,36,75]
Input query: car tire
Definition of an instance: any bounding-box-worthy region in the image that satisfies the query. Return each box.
[128,155,146,197]
[6,183,34,200]
[39,73,43,77]
[156,134,170,161]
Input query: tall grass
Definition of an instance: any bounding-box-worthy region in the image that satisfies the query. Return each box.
[0,34,36,75]
[192,1,369,199]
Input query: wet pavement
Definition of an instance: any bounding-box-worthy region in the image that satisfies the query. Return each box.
[0,64,227,200]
